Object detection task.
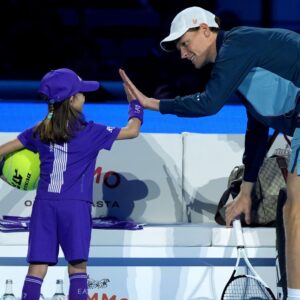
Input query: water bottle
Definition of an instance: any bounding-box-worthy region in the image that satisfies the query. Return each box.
[2,279,16,300]
[51,279,66,300]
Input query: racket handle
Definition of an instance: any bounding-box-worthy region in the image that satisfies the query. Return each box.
[233,219,245,247]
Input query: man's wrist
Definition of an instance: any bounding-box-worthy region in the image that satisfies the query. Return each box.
[145,98,160,111]
[240,180,255,196]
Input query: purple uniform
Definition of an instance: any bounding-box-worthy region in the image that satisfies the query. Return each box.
[18,121,121,264]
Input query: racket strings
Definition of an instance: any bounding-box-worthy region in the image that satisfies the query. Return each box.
[222,276,274,299]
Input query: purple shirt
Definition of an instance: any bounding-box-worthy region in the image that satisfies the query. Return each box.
[18,121,121,203]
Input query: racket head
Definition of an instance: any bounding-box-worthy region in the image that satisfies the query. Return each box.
[221,274,276,300]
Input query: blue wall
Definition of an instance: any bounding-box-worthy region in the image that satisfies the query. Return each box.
[0,102,247,134]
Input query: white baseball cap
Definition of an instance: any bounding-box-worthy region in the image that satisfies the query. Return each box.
[160,6,219,52]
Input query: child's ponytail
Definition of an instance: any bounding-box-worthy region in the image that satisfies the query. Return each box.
[42,101,55,140]
[34,96,86,143]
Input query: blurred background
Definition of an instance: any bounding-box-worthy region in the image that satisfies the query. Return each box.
[0,0,300,102]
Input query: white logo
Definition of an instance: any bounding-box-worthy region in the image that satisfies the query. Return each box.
[106,126,115,133]
[134,104,141,113]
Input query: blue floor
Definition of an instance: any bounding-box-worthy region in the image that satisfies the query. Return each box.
[0,101,247,133]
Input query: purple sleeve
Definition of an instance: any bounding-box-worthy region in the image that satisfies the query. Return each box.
[17,127,38,152]
[88,122,121,151]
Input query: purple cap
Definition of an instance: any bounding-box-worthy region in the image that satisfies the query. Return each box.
[39,68,100,103]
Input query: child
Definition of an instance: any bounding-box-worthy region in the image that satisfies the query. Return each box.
[0,68,143,300]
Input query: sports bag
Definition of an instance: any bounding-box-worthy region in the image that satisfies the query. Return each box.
[215,131,290,226]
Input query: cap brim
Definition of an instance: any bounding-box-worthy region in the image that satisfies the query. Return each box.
[160,31,186,52]
[160,40,178,52]
[79,80,100,92]
[160,23,202,52]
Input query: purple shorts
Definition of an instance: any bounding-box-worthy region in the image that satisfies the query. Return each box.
[27,199,92,265]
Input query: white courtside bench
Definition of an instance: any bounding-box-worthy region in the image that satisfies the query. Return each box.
[0,132,287,299]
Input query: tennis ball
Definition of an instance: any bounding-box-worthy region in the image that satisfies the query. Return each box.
[2,149,40,191]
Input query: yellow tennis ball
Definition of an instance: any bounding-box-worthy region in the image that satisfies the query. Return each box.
[2,149,40,191]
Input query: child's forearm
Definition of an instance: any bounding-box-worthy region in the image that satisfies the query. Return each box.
[0,139,24,157]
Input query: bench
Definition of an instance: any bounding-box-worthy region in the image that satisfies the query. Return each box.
[0,132,286,299]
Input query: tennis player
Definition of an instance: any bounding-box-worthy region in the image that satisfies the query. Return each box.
[119,6,300,299]
[0,68,143,300]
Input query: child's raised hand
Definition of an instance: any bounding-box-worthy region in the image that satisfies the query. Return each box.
[123,83,136,103]
[119,69,149,106]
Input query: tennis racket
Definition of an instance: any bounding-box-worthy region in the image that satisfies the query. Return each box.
[221,219,276,300]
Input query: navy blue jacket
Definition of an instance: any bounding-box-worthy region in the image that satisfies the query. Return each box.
[159,27,300,181]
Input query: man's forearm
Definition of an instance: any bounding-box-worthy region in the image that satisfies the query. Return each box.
[145,98,160,111]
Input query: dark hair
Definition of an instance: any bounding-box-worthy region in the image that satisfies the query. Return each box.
[210,16,221,32]
[34,95,86,144]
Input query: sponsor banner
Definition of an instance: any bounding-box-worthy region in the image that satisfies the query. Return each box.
[0,133,184,223]
[0,132,290,224]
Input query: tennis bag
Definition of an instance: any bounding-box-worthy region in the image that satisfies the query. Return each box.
[215,132,290,227]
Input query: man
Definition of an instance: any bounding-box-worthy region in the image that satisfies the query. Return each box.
[119,6,300,299]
